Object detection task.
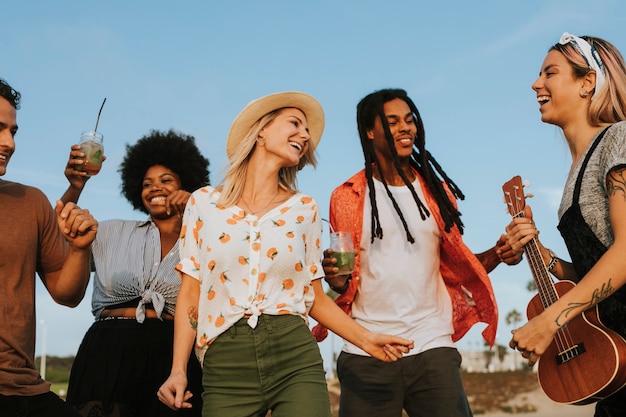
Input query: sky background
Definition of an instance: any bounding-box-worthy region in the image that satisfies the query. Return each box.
[4,1,626,375]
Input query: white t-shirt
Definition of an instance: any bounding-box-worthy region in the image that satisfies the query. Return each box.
[343,178,455,356]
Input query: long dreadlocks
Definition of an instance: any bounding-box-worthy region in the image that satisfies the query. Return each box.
[357,88,464,243]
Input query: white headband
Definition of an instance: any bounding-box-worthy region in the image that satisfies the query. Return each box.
[559,32,606,98]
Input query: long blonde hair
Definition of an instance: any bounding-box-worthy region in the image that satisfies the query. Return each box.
[553,36,626,125]
[218,108,318,208]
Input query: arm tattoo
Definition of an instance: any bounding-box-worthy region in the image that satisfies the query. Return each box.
[554,278,614,328]
[606,166,626,200]
[187,305,198,330]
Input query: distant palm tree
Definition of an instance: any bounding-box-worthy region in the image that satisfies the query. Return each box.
[505,309,522,329]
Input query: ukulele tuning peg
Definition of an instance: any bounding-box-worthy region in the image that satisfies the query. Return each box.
[526,192,534,199]
[523,179,531,188]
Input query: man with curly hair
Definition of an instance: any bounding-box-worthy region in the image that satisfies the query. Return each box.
[0,78,98,416]
[60,130,210,417]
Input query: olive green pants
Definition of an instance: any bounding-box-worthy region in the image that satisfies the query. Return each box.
[201,314,330,417]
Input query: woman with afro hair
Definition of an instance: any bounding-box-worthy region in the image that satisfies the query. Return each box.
[61,129,210,417]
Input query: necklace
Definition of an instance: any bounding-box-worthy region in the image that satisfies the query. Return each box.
[241,188,280,215]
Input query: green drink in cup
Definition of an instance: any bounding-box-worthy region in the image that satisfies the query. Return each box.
[330,231,355,275]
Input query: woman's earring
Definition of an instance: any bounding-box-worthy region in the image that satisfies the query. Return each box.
[581,90,590,98]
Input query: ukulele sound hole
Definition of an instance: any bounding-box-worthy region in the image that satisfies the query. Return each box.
[557,343,586,365]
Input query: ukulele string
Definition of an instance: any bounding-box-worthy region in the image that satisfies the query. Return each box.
[509,186,575,353]
[525,233,575,352]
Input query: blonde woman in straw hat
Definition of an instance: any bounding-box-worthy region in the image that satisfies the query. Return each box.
[158,91,414,417]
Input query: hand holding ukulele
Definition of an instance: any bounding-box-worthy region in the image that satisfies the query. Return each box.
[503,175,626,405]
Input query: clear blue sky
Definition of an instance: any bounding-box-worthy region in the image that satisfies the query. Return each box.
[4,1,626,374]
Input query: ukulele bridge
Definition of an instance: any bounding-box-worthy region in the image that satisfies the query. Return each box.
[556,342,586,365]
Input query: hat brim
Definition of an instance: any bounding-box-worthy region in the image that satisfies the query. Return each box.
[226,91,324,160]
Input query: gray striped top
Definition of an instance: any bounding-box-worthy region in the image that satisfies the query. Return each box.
[90,219,181,321]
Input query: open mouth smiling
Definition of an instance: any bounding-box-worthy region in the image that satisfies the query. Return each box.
[537,96,550,105]
[289,141,303,152]
[149,195,166,204]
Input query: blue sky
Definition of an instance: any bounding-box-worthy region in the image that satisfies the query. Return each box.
[4,1,626,373]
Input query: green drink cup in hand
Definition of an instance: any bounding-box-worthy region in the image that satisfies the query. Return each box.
[330,231,355,275]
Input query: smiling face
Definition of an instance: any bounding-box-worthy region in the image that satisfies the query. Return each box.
[259,107,311,168]
[532,50,588,128]
[367,98,416,162]
[0,97,18,176]
[141,164,182,218]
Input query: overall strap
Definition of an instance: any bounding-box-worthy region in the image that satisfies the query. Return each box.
[572,127,610,203]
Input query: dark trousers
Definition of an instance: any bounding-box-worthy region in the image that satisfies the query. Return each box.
[337,347,472,417]
[0,392,81,417]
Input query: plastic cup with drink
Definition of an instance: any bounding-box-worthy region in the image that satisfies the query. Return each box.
[73,98,106,176]
[74,130,104,176]
[329,231,355,275]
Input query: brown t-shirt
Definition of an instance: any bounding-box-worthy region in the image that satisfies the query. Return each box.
[0,180,68,396]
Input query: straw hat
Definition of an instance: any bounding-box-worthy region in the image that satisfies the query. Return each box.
[226,91,325,160]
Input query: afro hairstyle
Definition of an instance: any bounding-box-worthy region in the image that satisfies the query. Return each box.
[119,129,210,214]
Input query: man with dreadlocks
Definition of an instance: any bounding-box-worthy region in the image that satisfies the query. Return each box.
[312,89,520,417]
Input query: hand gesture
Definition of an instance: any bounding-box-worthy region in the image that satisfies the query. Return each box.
[64,144,89,190]
[509,313,557,368]
[505,205,539,253]
[495,234,523,265]
[157,371,195,410]
[361,333,414,362]
[322,248,340,277]
[55,201,97,248]
[64,144,106,189]
[165,189,192,217]
[322,248,351,291]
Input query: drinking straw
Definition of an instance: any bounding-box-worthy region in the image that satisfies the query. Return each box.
[322,218,335,233]
[94,98,107,134]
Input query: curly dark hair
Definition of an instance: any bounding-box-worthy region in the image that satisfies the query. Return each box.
[0,78,21,109]
[357,88,464,243]
[119,129,210,213]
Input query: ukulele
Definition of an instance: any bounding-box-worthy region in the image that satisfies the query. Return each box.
[502,175,626,405]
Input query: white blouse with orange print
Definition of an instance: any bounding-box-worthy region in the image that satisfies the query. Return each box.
[177,186,324,364]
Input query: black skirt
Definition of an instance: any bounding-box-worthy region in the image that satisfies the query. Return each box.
[66,318,202,417]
